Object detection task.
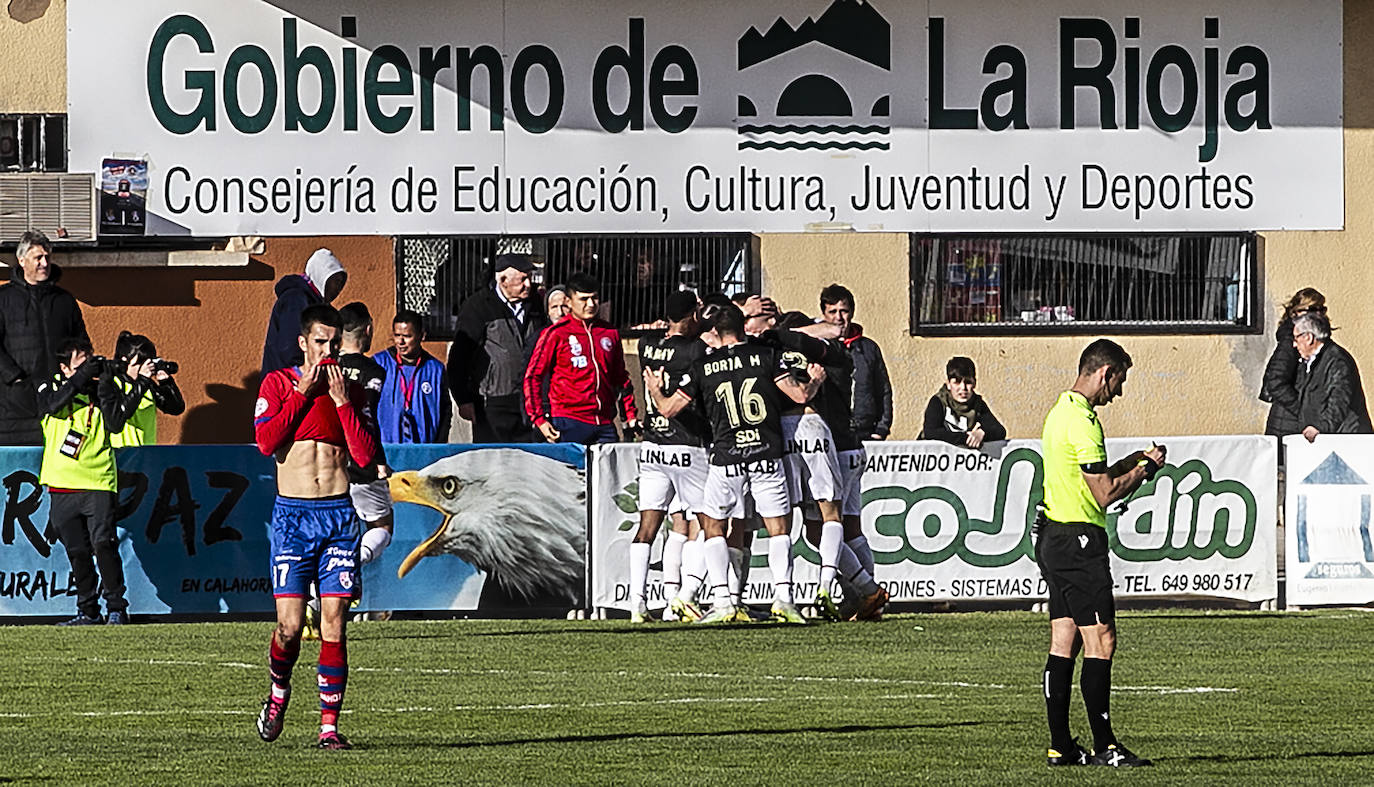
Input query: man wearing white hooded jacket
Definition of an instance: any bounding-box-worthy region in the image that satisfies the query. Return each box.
[261,249,347,374]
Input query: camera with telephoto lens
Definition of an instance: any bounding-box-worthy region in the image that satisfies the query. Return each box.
[85,356,124,377]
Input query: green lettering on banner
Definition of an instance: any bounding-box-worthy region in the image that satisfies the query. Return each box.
[364,45,416,134]
[865,446,1043,568]
[283,18,335,133]
[859,449,1257,567]
[147,14,217,134]
[1109,458,1258,561]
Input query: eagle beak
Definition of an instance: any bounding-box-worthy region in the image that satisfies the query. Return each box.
[388,471,451,580]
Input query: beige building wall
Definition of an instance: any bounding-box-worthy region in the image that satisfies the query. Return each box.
[760,233,1267,441]
[0,0,65,113]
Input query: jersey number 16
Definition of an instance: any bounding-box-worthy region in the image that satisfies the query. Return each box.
[714,378,766,428]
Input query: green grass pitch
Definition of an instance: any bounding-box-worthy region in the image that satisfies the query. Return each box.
[1,609,1370,785]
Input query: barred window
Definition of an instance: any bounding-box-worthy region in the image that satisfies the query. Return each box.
[0,114,66,172]
[397,234,755,340]
[909,233,1258,335]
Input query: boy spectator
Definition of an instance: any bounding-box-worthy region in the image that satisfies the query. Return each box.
[920,356,1006,449]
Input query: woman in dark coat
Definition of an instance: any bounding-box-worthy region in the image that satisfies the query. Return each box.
[1260,288,1325,436]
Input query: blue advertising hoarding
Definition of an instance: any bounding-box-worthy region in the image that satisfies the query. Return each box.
[0,443,585,616]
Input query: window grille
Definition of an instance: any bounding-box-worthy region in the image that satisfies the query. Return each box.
[0,114,66,172]
[397,234,755,340]
[909,233,1258,335]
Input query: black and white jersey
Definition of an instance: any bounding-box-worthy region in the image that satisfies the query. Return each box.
[678,340,789,466]
[765,331,861,451]
[638,333,709,447]
[338,351,387,482]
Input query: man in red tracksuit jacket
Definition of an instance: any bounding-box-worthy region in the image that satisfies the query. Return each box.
[523,272,639,445]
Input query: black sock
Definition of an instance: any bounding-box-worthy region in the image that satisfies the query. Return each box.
[1080,657,1117,752]
[1043,654,1075,751]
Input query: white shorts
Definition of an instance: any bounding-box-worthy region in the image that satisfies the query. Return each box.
[701,459,790,520]
[729,492,756,520]
[637,443,708,515]
[349,479,393,524]
[838,448,867,517]
[782,413,842,505]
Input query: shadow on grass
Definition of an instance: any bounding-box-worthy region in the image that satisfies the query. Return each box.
[348,630,460,641]
[1134,613,1298,620]
[433,719,999,749]
[1164,750,1374,764]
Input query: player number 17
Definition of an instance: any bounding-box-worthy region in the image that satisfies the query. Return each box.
[714,378,766,428]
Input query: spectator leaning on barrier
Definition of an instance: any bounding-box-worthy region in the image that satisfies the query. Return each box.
[109,331,185,447]
[0,230,89,446]
[261,248,346,374]
[1292,311,1373,442]
[524,272,638,445]
[1260,287,1325,437]
[375,310,451,444]
[39,337,145,626]
[819,284,893,441]
[449,254,550,443]
[919,356,1007,449]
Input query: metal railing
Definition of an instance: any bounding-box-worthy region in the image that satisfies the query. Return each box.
[397,234,755,340]
[909,233,1259,335]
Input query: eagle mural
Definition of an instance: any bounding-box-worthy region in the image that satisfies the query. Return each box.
[388,448,587,607]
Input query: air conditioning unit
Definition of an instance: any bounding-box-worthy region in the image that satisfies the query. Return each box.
[0,172,96,243]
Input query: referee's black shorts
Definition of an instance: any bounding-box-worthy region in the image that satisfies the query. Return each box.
[1034,520,1115,627]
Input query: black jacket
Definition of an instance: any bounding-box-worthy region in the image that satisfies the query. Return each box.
[1260,318,1303,436]
[261,274,322,374]
[847,332,893,438]
[920,394,1007,446]
[447,285,550,406]
[1296,340,1373,435]
[0,264,89,445]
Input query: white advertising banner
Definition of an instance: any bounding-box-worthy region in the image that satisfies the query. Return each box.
[1284,435,1374,606]
[590,436,1277,610]
[69,0,1342,235]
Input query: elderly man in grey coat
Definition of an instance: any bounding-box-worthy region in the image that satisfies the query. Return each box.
[1292,311,1372,442]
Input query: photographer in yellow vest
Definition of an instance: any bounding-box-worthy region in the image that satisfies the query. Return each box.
[109,331,185,447]
[38,338,145,625]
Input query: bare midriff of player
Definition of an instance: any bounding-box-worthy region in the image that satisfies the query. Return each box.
[253,305,377,750]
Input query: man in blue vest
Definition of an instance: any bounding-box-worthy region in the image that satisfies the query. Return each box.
[374,310,451,443]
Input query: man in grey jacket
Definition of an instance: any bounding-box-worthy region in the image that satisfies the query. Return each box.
[1293,311,1372,442]
[448,254,550,442]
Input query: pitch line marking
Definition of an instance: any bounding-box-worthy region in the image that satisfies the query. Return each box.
[76,657,1237,695]
[0,693,943,721]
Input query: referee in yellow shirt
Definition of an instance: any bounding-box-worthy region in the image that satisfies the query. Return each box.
[1037,339,1165,768]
